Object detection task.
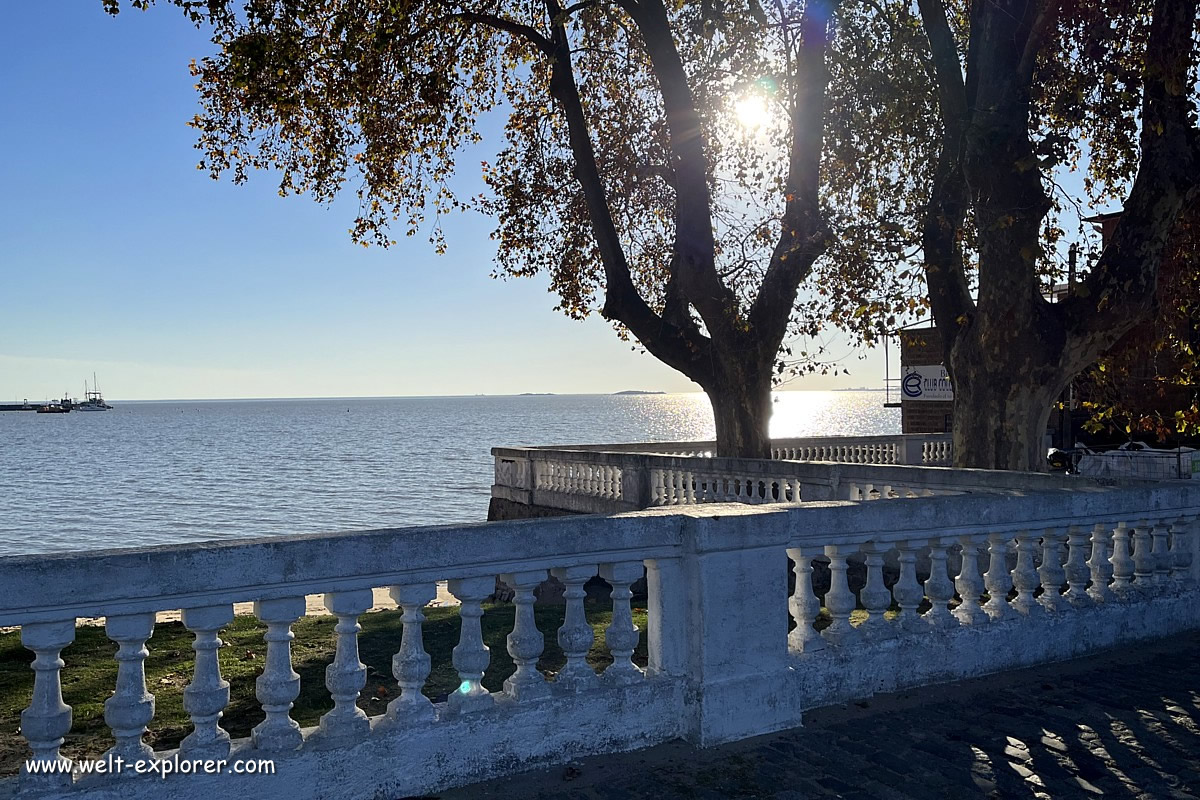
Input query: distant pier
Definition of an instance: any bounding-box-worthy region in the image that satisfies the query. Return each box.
[0,399,73,412]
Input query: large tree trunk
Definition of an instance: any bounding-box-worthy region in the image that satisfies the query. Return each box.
[705,366,773,460]
[949,359,1060,471]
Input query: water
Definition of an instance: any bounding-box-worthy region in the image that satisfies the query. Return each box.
[0,392,897,555]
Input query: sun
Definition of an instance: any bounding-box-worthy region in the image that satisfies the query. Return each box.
[734,95,771,130]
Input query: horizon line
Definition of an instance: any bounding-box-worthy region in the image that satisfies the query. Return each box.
[2,387,886,404]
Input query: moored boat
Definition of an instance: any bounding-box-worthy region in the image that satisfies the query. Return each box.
[76,374,113,411]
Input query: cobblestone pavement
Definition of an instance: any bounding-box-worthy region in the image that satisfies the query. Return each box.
[435,633,1200,800]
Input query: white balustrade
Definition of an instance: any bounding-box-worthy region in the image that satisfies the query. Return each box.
[893,540,925,629]
[499,570,551,702]
[180,604,234,759]
[1111,521,1136,596]
[1151,519,1172,586]
[251,596,306,752]
[103,612,156,764]
[2,475,1198,800]
[1011,532,1043,616]
[382,582,437,727]
[1037,528,1066,612]
[445,576,495,714]
[599,561,644,685]
[551,565,600,692]
[310,589,373,748]
[1088,522,1116,603]
[1170,515,1195,584]
[922,539,957,627]
[787,547,826,652]
[821,545,861,646]
[983,532,1015,620]
[859,543,895,638]
[1063,526,1092,607]
[20,621,75,791]
[1132,519,1156,590]
[953,535,988,624]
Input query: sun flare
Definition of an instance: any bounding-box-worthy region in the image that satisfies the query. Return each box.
[734,95,771,130]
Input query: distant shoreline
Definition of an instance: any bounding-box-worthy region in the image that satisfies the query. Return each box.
[9,388,889,404]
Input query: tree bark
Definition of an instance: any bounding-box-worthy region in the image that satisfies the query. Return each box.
[705,364,774,460]
[917,0,1198,472]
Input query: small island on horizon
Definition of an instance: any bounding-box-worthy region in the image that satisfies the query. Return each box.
[613,390,666,395]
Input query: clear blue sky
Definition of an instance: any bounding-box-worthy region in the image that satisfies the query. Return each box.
[0,3,882,401]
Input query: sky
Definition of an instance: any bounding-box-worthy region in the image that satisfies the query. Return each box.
[0,3,886,402]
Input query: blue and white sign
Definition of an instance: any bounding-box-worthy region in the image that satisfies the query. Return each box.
[902,365,953,401]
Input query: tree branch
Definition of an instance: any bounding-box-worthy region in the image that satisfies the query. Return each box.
[541,0,714,382]
[915,0,974,358]
[1016,0,1059,80]
[1059,0,1200,352]
[747,0,837,357]
[446,9,554,54]
[621,0,739,343]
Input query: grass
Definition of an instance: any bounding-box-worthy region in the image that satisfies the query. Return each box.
[0,602,648,775]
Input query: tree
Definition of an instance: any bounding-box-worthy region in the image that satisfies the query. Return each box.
[106,0,851,459]
[1077,208,1200,442]
[913,0,1200,470]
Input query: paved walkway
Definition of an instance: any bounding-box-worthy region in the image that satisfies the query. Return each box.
[437,632,1200,799]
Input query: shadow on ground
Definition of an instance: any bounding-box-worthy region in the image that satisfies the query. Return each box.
[435,632,1200,800]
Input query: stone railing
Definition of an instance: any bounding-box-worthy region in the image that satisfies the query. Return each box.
[492,445,1133,516]
[545,432,954,465]
[1,482,1198,799]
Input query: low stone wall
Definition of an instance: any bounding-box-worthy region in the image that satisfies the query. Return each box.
[486,496,579,522]
[1,483,1197,799]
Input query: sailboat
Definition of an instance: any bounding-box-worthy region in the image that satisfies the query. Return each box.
[76,373,113,411]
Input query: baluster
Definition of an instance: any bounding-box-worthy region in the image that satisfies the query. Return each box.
[1037,528,1067,612]
[652,469,666,505]
[859,543,896,638]
[665,471,680,505]
[104,612,156,763]
[1111,521,1136,597]
[787,547,826,652]
[551,565,599,692]
[1132,519,1155,591]
[445,577,495,714]
[20,621,74,791]
[311,589,373,747]
[1062,526,1092,607]
[881,484,894,500]
[861,483,876,501]
[251,597,305,752]
[1087,522,1116,603]
[599,562,644,685]
[607,466,619,499]
[821,545,861,646]
[499,570,551,702]
[682,471,695,504]
[983,532,1015,620]
[1151,519,1172,586]
[953,535,988,624]
[180,605,234,759]
[1170,516,1195,586]
[1011,532,1042,616]
[381,583,437,728]
[893,540,925,630]
[922,538,957,627]
[847,483,862,501]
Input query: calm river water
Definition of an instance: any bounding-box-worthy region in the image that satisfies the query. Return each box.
[0,392,897,555]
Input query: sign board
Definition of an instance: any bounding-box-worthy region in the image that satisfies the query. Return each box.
[902,365,953,401]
